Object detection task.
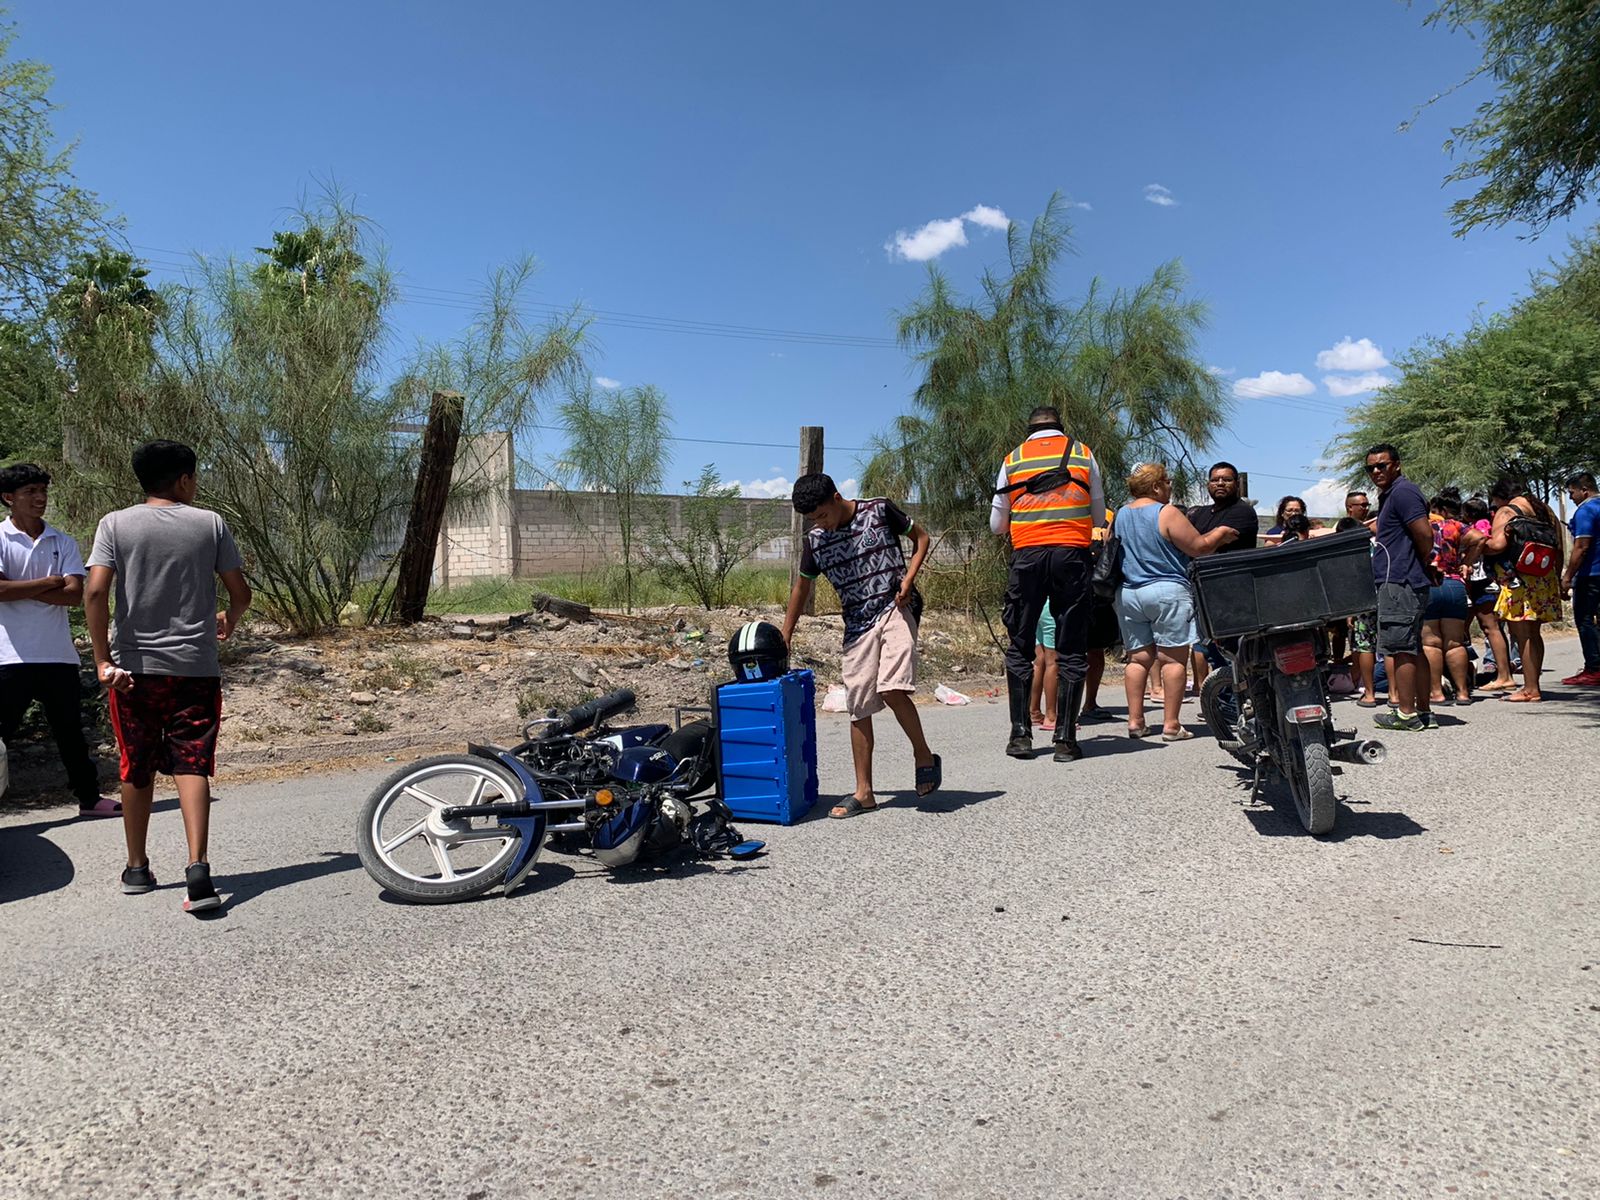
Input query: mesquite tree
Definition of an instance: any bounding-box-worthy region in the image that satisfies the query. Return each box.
[555,383,671,611]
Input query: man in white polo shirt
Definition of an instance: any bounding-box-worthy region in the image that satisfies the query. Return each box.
[0,462,114,816]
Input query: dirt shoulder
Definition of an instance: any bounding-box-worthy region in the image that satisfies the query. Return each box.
[2,603,1010,805]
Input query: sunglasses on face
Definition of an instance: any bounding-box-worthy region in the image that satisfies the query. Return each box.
[1364,461,1395,474]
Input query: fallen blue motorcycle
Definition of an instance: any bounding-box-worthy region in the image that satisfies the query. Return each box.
[356,689,763,904]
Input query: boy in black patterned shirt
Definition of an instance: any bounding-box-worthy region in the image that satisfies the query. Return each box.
[781,474,939,818]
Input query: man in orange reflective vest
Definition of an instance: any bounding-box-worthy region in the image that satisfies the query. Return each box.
[991,406,1106,761]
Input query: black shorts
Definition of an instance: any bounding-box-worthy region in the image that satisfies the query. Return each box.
[1377,584,1428,656]
[1087,598,1120,651]
[108,674,223,787]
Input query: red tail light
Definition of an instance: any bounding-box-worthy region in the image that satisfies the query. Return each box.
[1272,639,1318,675]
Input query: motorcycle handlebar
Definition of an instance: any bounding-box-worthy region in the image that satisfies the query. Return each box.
[537,688,637,739]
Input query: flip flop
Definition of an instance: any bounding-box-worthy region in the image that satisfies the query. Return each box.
[1500,693,1542,703]
[915,754,942,797]
[1039,719,1057,731]
[78,797,122,819]
[1128,725,1154,739]
[1356,699,1381,709]
[1161,728,1195,742]
[829,796,878,819]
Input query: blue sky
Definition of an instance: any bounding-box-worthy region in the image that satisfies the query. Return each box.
[16,0,1596,514]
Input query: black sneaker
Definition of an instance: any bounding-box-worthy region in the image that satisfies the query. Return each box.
[1418,712,1440,731]
[1079,705,1116,724]
[183,861,222,913]
[121,863,157,894]
[1374,710,1425,733]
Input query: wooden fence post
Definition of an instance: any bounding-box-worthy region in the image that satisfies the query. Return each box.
[392,391,465,623]
[790,426,824,615]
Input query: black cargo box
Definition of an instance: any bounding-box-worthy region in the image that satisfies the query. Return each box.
[1190,528,1378,640]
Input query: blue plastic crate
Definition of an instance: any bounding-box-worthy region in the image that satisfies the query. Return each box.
[715,670,819,825]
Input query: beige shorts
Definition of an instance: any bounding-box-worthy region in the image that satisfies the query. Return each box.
[841,604,919,721]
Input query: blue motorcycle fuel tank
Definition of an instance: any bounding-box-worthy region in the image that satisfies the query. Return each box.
[611,745,678,784]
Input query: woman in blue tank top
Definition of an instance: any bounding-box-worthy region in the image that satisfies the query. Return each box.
[1114,464,1240,739]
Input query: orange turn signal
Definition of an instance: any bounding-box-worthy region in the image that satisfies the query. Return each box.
[595,789,615,807]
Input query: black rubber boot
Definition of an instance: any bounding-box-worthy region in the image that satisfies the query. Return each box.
[1005,674,1034,758]
[1053,678,1084,762]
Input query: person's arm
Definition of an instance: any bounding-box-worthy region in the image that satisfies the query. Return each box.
[897,522,932,607]
[990,463,1011,538]
[35,574,84,607]
[217,568,252,641]
[1484,506,1513,556]
[1562,539,1589,596]
[1161,504,1239,556]
[1406,515,1442,585]
[84,565,133,692]
[0,573,67,601]
[780,576,813,647]
[1088,456,1106,531]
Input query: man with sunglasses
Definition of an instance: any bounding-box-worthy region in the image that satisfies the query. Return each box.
[1365,444,1442,731]
[1346,491,1373,524]
[1187,461,1259,689]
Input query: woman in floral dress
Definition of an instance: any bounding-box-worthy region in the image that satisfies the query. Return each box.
[1484,479,1565,702]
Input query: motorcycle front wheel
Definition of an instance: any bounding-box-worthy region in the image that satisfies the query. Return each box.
[356,755,526,903]
[1286,724,1337,836]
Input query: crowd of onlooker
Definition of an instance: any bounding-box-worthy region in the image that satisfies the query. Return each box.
[1026,451,1599,736]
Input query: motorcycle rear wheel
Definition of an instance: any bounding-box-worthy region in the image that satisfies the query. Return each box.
[1287,724,1337,836]
[357,755,525,903]
[1199,666,1254,767]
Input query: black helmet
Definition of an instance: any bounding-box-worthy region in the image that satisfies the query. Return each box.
[728,621,789,683]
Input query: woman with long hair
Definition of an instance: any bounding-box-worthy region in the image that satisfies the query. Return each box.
[1483,477,1565,702]
[1265,495,1306,539]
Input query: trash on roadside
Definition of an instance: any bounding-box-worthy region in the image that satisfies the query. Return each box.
[821,684,849,712]
[934,684,972,706]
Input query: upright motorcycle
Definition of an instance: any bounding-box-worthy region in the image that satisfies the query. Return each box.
[1192,530,1386,836]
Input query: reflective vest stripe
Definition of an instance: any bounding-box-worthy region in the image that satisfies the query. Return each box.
[1005,434,1096,548]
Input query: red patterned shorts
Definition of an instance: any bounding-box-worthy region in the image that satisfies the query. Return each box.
[108,675,223,787]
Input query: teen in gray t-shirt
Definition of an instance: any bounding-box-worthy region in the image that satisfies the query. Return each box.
[88,504,243,677]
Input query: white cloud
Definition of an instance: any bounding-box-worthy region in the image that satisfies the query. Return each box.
[732,475,792,499]
[1070,200,1093,211]
[1323,372,1393,398]
[1315,337,1389,372]
[1254,476,1356,518]
[1234,370,1315,399]
[1144,183,1178,207]
[961,204,1010,231]
[1207,364,1236,377]
[593,375,621,390]
[885,204,1011,262]
[885,217,968,262]
[731,475,858,500]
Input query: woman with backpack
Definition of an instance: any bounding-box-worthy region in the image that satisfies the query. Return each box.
[1483,478,1565,702]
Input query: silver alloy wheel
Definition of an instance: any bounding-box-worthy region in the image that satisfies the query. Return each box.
[364,759,521,887]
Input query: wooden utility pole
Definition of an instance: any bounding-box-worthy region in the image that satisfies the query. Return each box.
[392,391,465,623]
[791,426,824,615]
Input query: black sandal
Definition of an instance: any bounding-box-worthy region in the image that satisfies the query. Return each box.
[915,754,942,797]
[830,796,878,819]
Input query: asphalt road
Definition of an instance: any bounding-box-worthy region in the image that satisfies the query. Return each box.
[3,640,1598,1199]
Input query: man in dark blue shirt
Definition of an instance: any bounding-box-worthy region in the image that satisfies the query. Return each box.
[1365,444,1442,731]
